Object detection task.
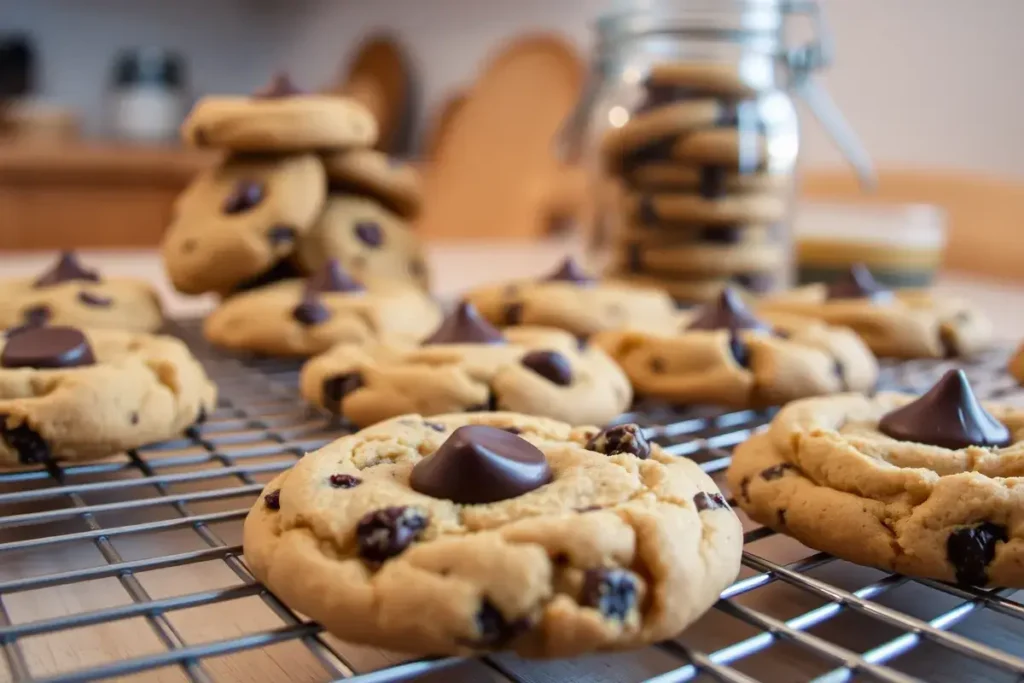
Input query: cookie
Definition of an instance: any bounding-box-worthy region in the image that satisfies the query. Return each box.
[758,265,993,359]
[162,153,326,296]
[594,288,877,407]
[600,100,723,165]
[614,240,784,279]
[646,62,757,98]
[627,192,786,226]
[0,325,216,465]
[728,369,1024,587]
[671,128,769,171]
[294,194,430,292]
[243,412,743,656]
[465,257,679,338]
[0,252,163,333]
[321,149,422,218]
[300,303,632,426]
[624,163,789,194]
[203,260,441,357]
[182,73,378,152]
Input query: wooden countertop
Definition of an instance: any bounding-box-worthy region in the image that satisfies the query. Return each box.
[0,142,216,184]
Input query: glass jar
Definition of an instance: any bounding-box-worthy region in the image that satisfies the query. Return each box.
[561,0,873,304]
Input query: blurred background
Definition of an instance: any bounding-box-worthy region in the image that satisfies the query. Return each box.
[2,0,1023,280]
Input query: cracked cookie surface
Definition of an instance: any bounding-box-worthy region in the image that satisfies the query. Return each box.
[727,373,1024,587]
[243,412,743,657]
[0,326,216,465]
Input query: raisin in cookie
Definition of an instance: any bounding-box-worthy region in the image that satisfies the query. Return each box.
[758,264,992,359]
[182,73,378,153]
[594,288,878,407]
[244,412,742,656]
[203,260,441,357]
[300,302,632,427]
[728,369,1024,587]
[465,257,678,339]
[294,193,429,292]
[321,149,422,219]
[0,325,216,465]
[162,153,326,296]
[0,252,163,333]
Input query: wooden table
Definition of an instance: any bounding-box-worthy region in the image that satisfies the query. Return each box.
[0,245,1022,683]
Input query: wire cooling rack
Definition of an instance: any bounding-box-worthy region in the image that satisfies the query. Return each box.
[0,319,1022,683]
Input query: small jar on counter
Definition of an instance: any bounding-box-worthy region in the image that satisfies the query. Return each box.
[560,0,873,304]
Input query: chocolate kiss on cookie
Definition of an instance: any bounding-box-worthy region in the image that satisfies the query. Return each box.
[1,327,96,369]
[306,259,365,294]
[687,287,771,334]
[33,252,101,288]
[424,302,505,345]
[827,264,893,302]
[253,72,303,99]
[878,369,1010,450]
[543,256,595,286]
[410,425,552,504]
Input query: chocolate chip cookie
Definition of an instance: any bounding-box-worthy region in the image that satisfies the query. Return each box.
[594,288,878,407]
[728,369,1024,587]
[203,260,441,357]
[464,257,679,339]
[0,252,163,333]
[294,193,430,292]
[0,325,216,465]
[758,265,992,358]
[182,73,378,153]
[300,302,632,426]
[321,149,423,219]
[162,153,327,296]
[244,412,743,656]
[627,192,787,226]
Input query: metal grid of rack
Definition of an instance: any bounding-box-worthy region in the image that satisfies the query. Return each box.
[0,319,1022,683]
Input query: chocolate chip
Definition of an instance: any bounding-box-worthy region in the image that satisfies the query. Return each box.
[627,242,643,273]
[328,474,362,489]
[728,333,751,368]
[686,287,771,334]
[33,252,101,288]
[939,327,958,359]
[693,491,729,512]
[473,600,530,647]
[222,181,265,214]
[356,506,428,562]
[77,291,112,308]
[580,568,639,621]
[502,426,522,435]
[263,489,281,510]
[542,256,595,285]
[423,302,505,345]
[195,406,208,424]
[267,225,297,246]
[503,302,524,325]
[354,221,384,247]
[253,72,303,98]
[321,372,362,413]
[650,357,666,374]
[826,264,893,302]
[698,166,728,199]
[0,417,50,464]
[833,359,847,390]
[181,238,198,254]
[777,509,788,527]
[20,305,51,327]
[306,259,365,294]
[576,335,589,350]
[520,350,573,386]
[878,369,1010,450]
[130,412,139,425]
[291,294,331,326]
[697,225,743,244]
[409,257,428,280]
[586,424,651,459]
[424,421,446,432]
[639,196,659,225]
[410,425,552,504]
[739,476,752,502]
[947,522,1008,586]
[760,463,793,481]
[1,327,96,369]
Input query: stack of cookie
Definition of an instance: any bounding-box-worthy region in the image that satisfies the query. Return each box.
[600,62,793,305]
[162,73,429,300]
